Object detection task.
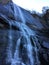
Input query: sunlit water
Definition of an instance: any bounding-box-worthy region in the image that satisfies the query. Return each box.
[5,4,40,65]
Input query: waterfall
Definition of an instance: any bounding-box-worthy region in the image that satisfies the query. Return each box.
[17,6,25,24]
[6,4,40,65]
[6,21,13,63]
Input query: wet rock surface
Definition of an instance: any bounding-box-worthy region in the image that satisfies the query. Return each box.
[0,2,49,65]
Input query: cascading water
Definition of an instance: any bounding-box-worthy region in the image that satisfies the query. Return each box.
[6,21,13,63]
[17,7,25,24]
[0,1,49,65]
[0,2,40,65]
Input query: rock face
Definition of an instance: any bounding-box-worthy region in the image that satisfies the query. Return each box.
[0,2,49,65]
